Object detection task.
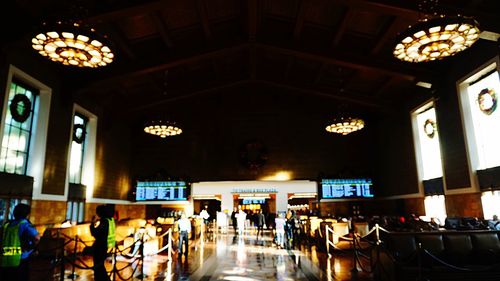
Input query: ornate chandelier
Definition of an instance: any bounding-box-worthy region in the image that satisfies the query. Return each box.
[394,16,480,63]
[144,120,182,138]
[31,21,114,68]
[325,117,365,136]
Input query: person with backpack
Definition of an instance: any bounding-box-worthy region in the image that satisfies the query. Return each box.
[0,203,40,281]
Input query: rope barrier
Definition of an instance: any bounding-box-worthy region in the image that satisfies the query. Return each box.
[29,223,177,281]
[421,248,500,272]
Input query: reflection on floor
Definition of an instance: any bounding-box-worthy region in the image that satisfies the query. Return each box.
[40,229,374,280]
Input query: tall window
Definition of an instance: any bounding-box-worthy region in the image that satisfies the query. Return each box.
[69,113,88,184]
[0,81,38,175]
[424,195,447,226]
[66,113,89,224]
[482,190,500,220]
[412,102,447,222]
[412,102,443,180]
[461,69,500,170]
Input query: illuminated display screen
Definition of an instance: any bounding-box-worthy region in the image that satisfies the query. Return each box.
[242,198,266,205]
[320,179,374,199]
[136,181,189,201]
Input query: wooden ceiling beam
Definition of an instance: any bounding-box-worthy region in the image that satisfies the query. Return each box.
[130,80,248,112]
[247,0,258,42]
[79,44,248,94]
[249,44,257,80]
[129,79,383,112]
[333,0,418,20]
[283,57,294,80]
[255,80,383,108]
[293,0,307,42]
[255,43,422,81]
[196,0,213,41]
[333,0,498,32]
[374,76,398,98]
[332,8,353,47]
[212,58,221,80]
[313,63,327,85]
[371,17,404,55]
[86,0,171,25]
[79,42,431,95]
[150,11,174,49]
[104,25,136,60]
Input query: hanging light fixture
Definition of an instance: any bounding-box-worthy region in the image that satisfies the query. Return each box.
[31,1,114,68]
[325,116,365,136]
[393,0,480,63]
[31,21,114,68]
[144,120,182,138]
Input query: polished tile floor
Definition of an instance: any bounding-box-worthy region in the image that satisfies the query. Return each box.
[32,229,374,280]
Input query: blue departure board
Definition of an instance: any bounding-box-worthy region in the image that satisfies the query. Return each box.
[136,181,189,201]
[320,179,374,199]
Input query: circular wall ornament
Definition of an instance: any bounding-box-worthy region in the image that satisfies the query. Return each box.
[423,119,436,139]
[9,94,32,123]
[73,124,86,144]
[477,88,497,115]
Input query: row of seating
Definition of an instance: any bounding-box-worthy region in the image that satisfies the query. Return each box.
[378,230,500,281]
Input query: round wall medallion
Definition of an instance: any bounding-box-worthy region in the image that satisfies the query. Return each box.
[477,88,497,115]
[9,94,32,123]
[423,119,436,139]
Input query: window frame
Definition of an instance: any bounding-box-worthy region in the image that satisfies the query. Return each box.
[65,104,97,201]
[0,65,53,200]
[69,113,89,184]
[456,57,500,194]
[410,99,446,196]
[0,79,39,175]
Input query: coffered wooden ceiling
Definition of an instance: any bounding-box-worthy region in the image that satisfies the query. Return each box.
[4,0,500,113]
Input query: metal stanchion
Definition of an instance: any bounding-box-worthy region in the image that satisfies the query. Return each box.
[112,244,117,281]
[167,228,172,262]
[67,235,79,279]
[136,233,147,280]
[350,233,359,274]
[417,243,423,281]
[201,222,205,246]
[325,225,330,257]
[59,247,65,281]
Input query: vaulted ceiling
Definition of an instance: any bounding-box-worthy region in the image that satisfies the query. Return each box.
[4,0,500,117]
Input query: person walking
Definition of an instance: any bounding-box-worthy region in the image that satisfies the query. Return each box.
[0,203,40,281]
[256,209,266,238]
[236,208,247,237]
[200,206,210,238]
[275,213,286,248]
[177,212,191,258]
[230,207,238,234]
[90,205,115,281]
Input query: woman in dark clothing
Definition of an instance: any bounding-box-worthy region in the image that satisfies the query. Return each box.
[90,205,111,281]
[230,207,238,234]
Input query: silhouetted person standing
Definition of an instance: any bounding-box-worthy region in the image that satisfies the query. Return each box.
[0,203,40,281]
[231,207,238,234]
[90,205,115,281]
[256,210,265,238]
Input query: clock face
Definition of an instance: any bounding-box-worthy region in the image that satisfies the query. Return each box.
[423,119,436,139]
[478,88,497,115]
